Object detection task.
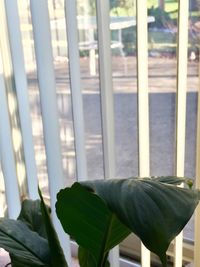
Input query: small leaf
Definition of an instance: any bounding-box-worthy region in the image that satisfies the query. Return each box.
[81,178,200,265]
[185,179,194,189]
[0,219,50,266]
[56,183,131,267]
[38,188,68,267]
[17,199,47,238]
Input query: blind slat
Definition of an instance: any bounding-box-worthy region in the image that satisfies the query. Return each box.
[96,1,119,266]
[0,52,21,219]
[96,0,115,179]
[136,0,150,266]
[194,61,200,266]
[5,0,38,200]
[30,1,71,263]
[175,1,189,266]
[64,0,88,181]
[0,0,21,219]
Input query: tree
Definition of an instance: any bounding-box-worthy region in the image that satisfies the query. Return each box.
[158,0,165,10]
[109,0,135,16]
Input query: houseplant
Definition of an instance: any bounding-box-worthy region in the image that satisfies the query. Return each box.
[0,176,199,267]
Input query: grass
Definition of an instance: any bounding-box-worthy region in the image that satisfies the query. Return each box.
[149,30,176,44]
[147,0,178,13]
[110,0,179,17]
[147,0,158,9]
[110,0,176,14]
[169,10,200,20]
[165,2,178,12]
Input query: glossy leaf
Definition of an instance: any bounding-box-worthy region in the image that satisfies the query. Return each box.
[78,247,97,267]
[17,199,47,238]
[0,219,50,266]
[81,177,200,266]
[38,188,68,267]
[56,183,131,266]
[9,254,30,267]
[78,247,110,267]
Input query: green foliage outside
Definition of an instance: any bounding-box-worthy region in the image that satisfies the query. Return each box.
[75,0,200,56]
[109,0,200,56]
[109,0,179,17]
[110,0,135,16]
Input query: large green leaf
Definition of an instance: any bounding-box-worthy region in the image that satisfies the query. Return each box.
[78,247,110,267]
[81,177,200,266]
[56,183,131,266]
[78,247,97,267]
[38,188,68,267]
[17,199,47,238]
[0,219,50,266]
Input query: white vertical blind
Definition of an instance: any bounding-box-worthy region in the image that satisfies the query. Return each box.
[0,0,21,219]
[175,0,189,266]
[136,0,150,266]
[0,161,6,217]
[0,52,21,219]
[96,1,119,266]
[5,0,38,200]
[30,1,71,264]
[96,0,115,179]
[64,0,88,181]
[194,60,200,266]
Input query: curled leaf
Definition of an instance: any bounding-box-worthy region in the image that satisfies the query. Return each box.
[56,183,130,267]
[81,178,200,265]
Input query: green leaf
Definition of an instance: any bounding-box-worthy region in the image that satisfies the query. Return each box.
[56,183,131,267]
[78,247,96,267]
[38,188,68,267]
[10,254,30,267]
[81,178,200,266]
[150,176,185,185]
[104,259,110,267]
[10,253,47,267]
[0,219,50,266]
[17,199,47,238]
[78,247,110,267]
